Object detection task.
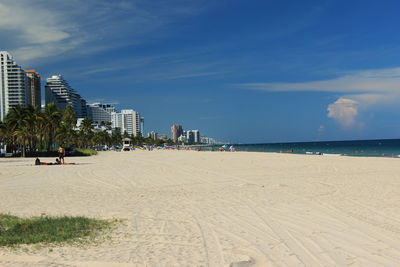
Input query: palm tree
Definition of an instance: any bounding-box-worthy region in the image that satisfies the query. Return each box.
[5,105,27,130]
[80,117,93,134]
[0,104,121,156]
[58,104,77,146]
[24,105,42,153]
[56,123,72,146]
[13,126,31,157]
[62,104,77,129]
[111,128,122,146]
[42,104,62,151]
[0,121,6,142]
[5,106,29,156]
[0,121,8,154]
[79,117,94,148]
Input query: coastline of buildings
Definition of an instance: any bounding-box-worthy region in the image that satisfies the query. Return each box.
[0,51,220,144]
[0,51,144,137]
[169,124,218,145]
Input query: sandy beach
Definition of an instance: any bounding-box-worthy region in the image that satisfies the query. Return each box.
[1,150,400,266]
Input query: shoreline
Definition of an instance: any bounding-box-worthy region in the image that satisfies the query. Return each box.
[184,149,400,160]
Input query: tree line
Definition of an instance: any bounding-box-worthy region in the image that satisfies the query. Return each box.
[0,104,173,157]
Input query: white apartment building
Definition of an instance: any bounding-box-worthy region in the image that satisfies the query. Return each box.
[45,75,87,118]
[185,130,201,144]
[0,51,28,120]
[147,131,158,140]
[87,103,116,125]
[192,130,200,144]
[111,109,142,136]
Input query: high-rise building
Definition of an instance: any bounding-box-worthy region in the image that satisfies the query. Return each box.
[148,131,158,140]
[80,98,88,118]
[140,117,145,136]
[171,124,183,143]
[111,109,142,136]
[182,130,201,144]
[186,130,195,144]
[25,69,41,108]
[45,75,87,118]
[0,51,28,120]
[87,103,116,125]
[192,130,200,144]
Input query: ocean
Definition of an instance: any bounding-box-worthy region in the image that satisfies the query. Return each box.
[205,139,400,157]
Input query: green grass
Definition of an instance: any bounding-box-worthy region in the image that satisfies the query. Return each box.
[0,214,112,246]
[73,148,98,156]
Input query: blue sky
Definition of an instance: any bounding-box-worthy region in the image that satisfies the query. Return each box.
[2,0,400,143]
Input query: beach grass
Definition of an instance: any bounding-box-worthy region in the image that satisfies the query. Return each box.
[73,148,98,156]
[0,214,112,246]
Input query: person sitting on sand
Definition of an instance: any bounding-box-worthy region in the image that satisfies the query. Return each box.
[35,158,56,165]
[58,145,66,164]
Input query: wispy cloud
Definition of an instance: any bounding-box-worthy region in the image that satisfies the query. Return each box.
[163,71,229,80]
[86,98,120,105]
[66,51,231,82]
[0,0,205,65]
[237,67,400,94]
[237,67,400,127]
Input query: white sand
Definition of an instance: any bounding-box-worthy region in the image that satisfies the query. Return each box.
[1,150,400,266]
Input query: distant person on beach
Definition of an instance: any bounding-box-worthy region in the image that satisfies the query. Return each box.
[229,145,235,152]
[35,158,62,165]
[58,145,65,164]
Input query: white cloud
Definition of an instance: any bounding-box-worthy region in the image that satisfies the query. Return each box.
[238,67,400,94]
[237,67,400,128]
[0,0,205,64]
[327,98,358,127]
[0,1,71,44]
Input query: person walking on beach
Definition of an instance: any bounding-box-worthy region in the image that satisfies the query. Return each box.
[58,145,66,164]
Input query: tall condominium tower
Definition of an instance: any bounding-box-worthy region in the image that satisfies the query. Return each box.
[87,103,116,125]
[148,131,158,140]
[184,130,200,144]
[192,129,201,144]
[25,69,41,108]
[80,98,88,118]
[0,51,28,120]
[171,124,183,143]
[186,130,195,144]
[111,109,142,136]
[45,75,87,118]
